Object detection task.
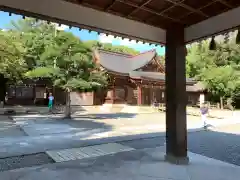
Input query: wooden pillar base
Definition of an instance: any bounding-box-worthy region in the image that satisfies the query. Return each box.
[165,154,189,165]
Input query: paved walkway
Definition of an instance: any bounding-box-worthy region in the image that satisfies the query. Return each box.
[0,113,238,159]
[1,145,240,180]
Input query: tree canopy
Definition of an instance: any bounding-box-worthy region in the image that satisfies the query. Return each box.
[84,40,139,55]
[4,18,110,117]
[186,34,240,107]
[26,31,108,91]
[0,30,27,82]
[4,18,108,92]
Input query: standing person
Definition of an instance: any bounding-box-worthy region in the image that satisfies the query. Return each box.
[48,93,54,112]
[200,102,209,129]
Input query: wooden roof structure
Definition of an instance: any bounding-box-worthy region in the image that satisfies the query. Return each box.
[66,0,240,29]
[96,49,158,74]
[94,49,195,85]
[2,0,240,44]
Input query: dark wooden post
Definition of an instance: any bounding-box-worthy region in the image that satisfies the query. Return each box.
[112,77,116,104]
[137,85,142,105]
[165,24,189,164]
[111,87,115,104]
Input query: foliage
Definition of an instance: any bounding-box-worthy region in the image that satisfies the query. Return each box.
[200,66,240,99]
[10,19,57,68]
[6,18,108,92]
[24,66,59,78]
[0,30,27,82]
[186,35,240,105]
[25,31,108,91]
[85,40,139,55]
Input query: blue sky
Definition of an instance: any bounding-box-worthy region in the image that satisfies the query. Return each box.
[0,11,165,55]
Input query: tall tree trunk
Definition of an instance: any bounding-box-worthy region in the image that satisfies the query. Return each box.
[220,97,223,109]
[64,88,71,118]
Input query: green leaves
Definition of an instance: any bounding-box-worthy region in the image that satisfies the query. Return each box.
[84,40,139,55]
[0,31,27,82]
[187,38,240,103]
[63,78,92,90]
[24,67,59,78]
[13,19,108,92]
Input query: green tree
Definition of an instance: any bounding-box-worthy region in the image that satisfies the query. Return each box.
[199,66,240,108]
[85,40,139,55]
[26,31,108,118]
[186,41,216,78]
[9,18,57,68]
[0,30,27,82]
[186,36,240,108]
[7,18,108,116]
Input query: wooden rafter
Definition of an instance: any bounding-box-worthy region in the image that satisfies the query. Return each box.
[63,0,240,29]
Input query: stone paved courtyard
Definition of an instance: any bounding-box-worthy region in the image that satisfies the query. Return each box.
[0,111,239,177]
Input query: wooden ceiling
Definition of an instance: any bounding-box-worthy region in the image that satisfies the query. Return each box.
[64,0,240,29]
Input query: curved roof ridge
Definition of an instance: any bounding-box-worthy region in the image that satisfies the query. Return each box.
[98,49,132,57]
[128,49,156,59]
[97,49,157,74]
[129,50,156,71]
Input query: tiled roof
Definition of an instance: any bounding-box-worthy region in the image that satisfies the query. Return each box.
[97,49,156,74]
[96,49,197,85]
[186,82,206,92]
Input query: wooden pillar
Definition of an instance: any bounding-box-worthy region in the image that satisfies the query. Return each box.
[165,24,189,164]
[137,85,142,105]
[111,87,115,104]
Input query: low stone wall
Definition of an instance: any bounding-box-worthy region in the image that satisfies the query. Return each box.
[70,92,94,106]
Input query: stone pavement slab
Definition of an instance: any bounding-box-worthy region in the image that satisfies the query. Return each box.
[22,123,79,136]
[46,143,134,162]
[1,145,240,180]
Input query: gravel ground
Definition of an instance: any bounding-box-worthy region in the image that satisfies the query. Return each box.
[120,124,240,166]
[0,153,54,172]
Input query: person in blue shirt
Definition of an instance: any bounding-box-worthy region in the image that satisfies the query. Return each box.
[48,93,54,112]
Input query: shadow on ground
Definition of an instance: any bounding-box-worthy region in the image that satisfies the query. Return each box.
[2,105,88,116]
[13,115,114,137]
[120,127,240,166]
[74,113,137,120]
[187,128,240,166]
[0,116,27,138]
